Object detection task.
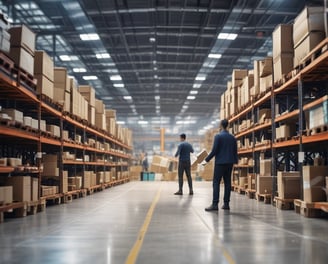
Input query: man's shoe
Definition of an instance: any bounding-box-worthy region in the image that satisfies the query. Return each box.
[174,191,183,195]
[221,204,230,210]
[189,191,194,195]
[205,205,218,212]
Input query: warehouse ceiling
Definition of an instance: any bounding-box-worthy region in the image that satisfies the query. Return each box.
[0,0,324,151]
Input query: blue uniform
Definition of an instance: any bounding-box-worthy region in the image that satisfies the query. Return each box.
[175,141,194,161]
[175,141,194,193]
[205,130,238,206]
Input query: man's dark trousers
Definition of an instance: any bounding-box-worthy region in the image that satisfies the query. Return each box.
[212,164,233,205]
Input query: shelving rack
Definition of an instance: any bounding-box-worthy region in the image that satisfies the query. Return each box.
[229,38,328,204]
[0,54,132,220]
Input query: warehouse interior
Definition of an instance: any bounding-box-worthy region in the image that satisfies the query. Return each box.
[0,0,328,263]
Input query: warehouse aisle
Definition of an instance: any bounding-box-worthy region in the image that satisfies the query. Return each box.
[0,181,327,264]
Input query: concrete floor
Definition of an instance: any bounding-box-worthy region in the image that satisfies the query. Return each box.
[0,181,327,264]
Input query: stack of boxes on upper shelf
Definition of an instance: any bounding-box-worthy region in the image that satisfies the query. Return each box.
[0,23,132,146]
[0,11,10,54]
[220,6,327,124]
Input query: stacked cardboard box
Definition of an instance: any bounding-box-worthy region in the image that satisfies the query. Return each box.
[70,78,88,120]
[150,155,170,174]
[46,124,60,138]
[1,108,24,123]
[272,24,294,83]
[276,123,297,139]
[95,99,106,130]
[230,70,248,114]
[79,85,96,125]
[4,176,31,202]
[308,101,328,129]
[31,177,38,201]
[252,60,260,97]
[259,57,272,93]
[41,185,58,196]
[256,175,272,194]
[293,6,325,67]
[248,174,256,190]
[9,25,35,75]
[42,154,59,177]
[303,166,328,202]
[260,159,271,176]
[277,171,300,199]
[0,186,13,204]
[240,73,254,109]
[34,51,54,99]
[0,12,10,53]
[53,68,70,111]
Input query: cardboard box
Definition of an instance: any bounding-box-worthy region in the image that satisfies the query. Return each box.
[259,74,272,93]
[42,154,59,177]
[272,24,294,58]
[248,174,256,190]
[259,57,273,77]
[0,186,13,204]
[46,124,60,138]
[273,54,293,83]
[34,50,54,81]
[9,47,34,75]
[9,25,35,54]
[277,171,300,199]
[259,108,271,124]
[0,28,10,53]
[0,158,7,166]
[54,68,70,91]
[294,32,325,67]
[96,172,104,184]
[95,113,106,130]
[1,108,24,123]
[256,175,272,194]
[239,177,247,188]
[7,158,22,166]
[83,171,91,188]
[79,85,96,107]
[88,105,95,126]
[260,159,271,176]
[95,99,105,114]
[23,116,32,127]
[5,176,31,202]
[303,166,328,202]
[34,74,54,99]
[105,109,116,119]
[31,177,38,201]
[293,6,324,47]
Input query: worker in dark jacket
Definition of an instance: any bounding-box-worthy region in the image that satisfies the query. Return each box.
[202,119,238,211]
[174,133,194,195]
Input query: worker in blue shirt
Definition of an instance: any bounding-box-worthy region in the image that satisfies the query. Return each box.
[174,133,194,195]
[202,119,238,211]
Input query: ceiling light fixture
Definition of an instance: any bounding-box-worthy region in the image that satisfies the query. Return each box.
[193,84,201,88]
[113,83,124,88]
[73,68,87,73]
[190,90,198,95]
[208,53,222,59]
[96,53,110,59]
[80,33,100,41]
[110,75,122,81]
[218,33,238,40]
[155,95,160,100]
[59,55,78,61]
[123,96,132,100]
[138,120,148,125]
[83,75,98,80]
[187,96,196,100]
[195,75,206,81]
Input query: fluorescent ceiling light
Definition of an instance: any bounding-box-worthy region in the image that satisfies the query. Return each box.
[155,95,160,100]
[156,110,160,114]
[208,53,222,59]
[155,83,160,87]
[155,105,160,109]
[187,96,196,100]
[83,75,98,80]
[59,55,78,61]
[182,105,188,109]
[80,33,100,41]
[96,53,110,59]
[116,121,125,125]
[154,67,158,71]
[195,75,206,81]
[190,90,198,95]
[123,96,132,100]
[113,83,124,88]
[102,96,113,100]
[110,75,122,81]
[193,84,201,88]
[73,68,86,73]
[218,33,238,40]
[138,120,148,125]
[149,37,156,42]
[154,75,158,79]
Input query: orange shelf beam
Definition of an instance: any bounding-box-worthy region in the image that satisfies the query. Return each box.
[0,126,39,141]
[0,166,15,173]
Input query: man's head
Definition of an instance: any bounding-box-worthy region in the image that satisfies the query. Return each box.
[180,133,186,141]
[220,119,229,130]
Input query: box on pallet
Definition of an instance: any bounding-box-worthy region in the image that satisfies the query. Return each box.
[31,177,38,201]
[42,154,59,177]
[34,50,54,81]
[4,176,31,202]
[260,159,271,176]
[9,25,35,54]
[34,74,54,99]
[9,47,34,75]
[1,108,23,123]
[272,24,294,58]
[293,6,324,47]
[273,54,293,84]
[259,57,273,77]
[95,99,105,114]
[0,186,13,204]
[256,175,272,194]
[303,166,328,202]
[248,174,256,190]
[277,171,300,199]
[79,85,96,107]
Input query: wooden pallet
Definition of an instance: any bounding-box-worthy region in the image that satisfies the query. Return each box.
[274,197,295,210]
[275,136,291,143]
[40,94,63,112]
[236,186,246,195]
[0,51,14,76]
[0,202,27,222]
[307,125,328,136]
[256,193,271,204]
[294,199,328,218]
[12,65,37,91]
[245,189,256,199]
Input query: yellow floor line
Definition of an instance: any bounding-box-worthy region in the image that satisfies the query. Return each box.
[125,185,162,264]
[193,208,236,264]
